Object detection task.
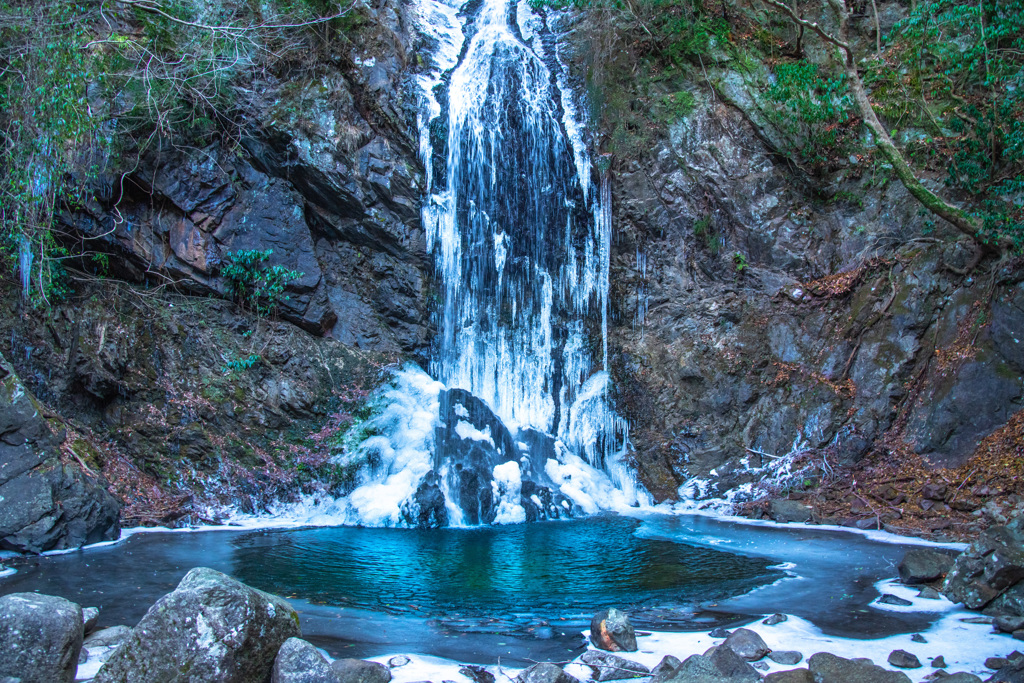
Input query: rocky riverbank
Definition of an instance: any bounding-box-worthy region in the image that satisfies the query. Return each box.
[5,533,1024,683]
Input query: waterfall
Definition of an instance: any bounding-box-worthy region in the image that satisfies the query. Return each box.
[283,0,648,528]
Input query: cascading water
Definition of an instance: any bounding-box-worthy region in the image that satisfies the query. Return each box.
[281,0,648,528]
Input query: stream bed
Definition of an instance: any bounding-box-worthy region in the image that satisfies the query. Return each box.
[0,513,965,666]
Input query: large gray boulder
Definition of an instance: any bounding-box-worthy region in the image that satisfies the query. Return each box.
[590,608,638,652]
[516,663,579,683]
[0,356,120,553]
[660,646,760,683]
[0,592,83,683]
[806,653,911,683]
[93,567,300,682]
[331,659,392,683]
[272,638,337,683]
[770,499,812,524]
[944,525,1024,609]
[721,628,770,661]
[898,549,954,585]
[581,650,650,681]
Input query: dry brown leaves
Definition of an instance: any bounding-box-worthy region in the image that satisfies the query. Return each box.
[801,257,891,299]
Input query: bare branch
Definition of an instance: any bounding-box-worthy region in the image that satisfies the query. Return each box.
[114,0,352,34]
[762,0,853,65]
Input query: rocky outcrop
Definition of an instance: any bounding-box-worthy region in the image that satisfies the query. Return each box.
[0,355,119,553]
[63,0,430,356]
[898,548,955,585]
[943,523,1024,611]
[94,567,300,683]
[0,593,84,683]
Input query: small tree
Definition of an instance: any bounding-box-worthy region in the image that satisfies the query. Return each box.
[220,249,302,317]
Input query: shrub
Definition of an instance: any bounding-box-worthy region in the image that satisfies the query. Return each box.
[220,249,302,317]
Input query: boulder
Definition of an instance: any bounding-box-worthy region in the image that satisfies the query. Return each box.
[0,592,83,683]
[516,664,579,683]
[898,549,955,585]
[807,652,912,683]
[83,607,101,634]
[931,656,946,668]
[84,625,131,648]
[768,651,803,666]
[649,656,682,683]
[997,617,1024,633]
[764,671,814,683]
[708,627,731,638]
[580,650,650,681]
[763,613,788,625]
[770,499,813,523]
[460,666,496,683]
[331,659,391,683]
[888,650,922,668]
[93,567,300,682]
[878,594,913,606]
[659,646,760,683]
[944,525,1024,609]
[590,609,638,652]
[937,675,981,683]
[722,628,770,661]
[272,638,336,683]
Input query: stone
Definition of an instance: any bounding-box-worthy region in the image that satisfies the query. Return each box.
[590,609,638,652]
[649,655,682,683]
[989,658,1010,670]
[752,661,769,671]
[899,549,955,584]
[770,499,812,523]
[938,675,981,683]
[84,625,131,648]
[943,525,1024,609]
[0,592,83,683]
[460,666,496,683]
[768,651,803,665]
[888,650,922,668]
[997,616,1024,633]
[807,652,913,683]
[580,650,650,681]
[516,663,579,683]
[82,607,100,634]
[918,586,943,599]
[721,628,769,661]
[922,483,949,500]
[879,594,913,606]
[708,627,731,638]
[332,660,392,683]
[764,671,813,683]
[762,613,788,625]
[272,638,336,683]
[94,567,299,683]
[912,634,927,643]
[932,656,947,668]
[659,646,760,683]
[389,656,411,669]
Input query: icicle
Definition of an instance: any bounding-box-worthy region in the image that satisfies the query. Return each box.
[18,235,33,299]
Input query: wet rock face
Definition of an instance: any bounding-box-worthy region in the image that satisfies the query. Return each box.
[94,567,300,683]
[0,356,120,553]
[0,593,84,683]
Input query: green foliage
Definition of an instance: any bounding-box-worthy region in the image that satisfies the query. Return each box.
[222,353,261,374]
[732,251,748,272]
[220,249,302,317]
[763,60,858,172]
[0,0,99,304]
[692,214,719,254]
[872,0,1024,247]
